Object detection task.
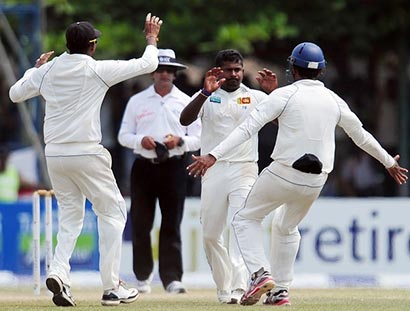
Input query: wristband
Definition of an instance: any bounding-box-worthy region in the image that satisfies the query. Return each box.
[200,88,212,97]
[146,35,159,42]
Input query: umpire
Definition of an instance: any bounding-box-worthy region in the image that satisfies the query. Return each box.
[118,49,201,294]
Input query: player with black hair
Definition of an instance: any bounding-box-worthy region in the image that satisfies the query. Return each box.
[10,13,162,307]
[180,49,277,304]
[187,42,408,306]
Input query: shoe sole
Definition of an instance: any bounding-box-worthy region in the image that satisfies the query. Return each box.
[240,279,275,306]
[227,298,240,304]
[166,289,187,294]
[101,292,139,306]
[52,293,76,307]
[272,299,291,306]
[137,287,151,294]
[46,276,63,295]
[46,276,76,307]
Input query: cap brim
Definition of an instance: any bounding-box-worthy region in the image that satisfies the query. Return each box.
[94,28,102,38]
[158,62,187,70]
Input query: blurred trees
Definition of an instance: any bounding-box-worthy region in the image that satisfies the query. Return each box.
[2,0,410,195]
[36,1,409,62]
[5,0,409,75]
[39,1,297,59]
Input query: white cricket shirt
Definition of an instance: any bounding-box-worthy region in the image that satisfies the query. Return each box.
[118,84,201,159]
[211,79,395,173]
[9,45,159,156]
[197,84,267,162]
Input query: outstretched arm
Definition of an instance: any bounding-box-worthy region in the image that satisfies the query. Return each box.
[10,51,54,103]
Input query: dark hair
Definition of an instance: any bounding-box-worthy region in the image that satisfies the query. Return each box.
[215,49,243,67]
[293,65,322,79]
[65,21,101,54]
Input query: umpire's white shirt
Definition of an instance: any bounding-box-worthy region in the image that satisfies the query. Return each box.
[118,84,201,157]
[198,84,268,162]
[211,79,395,171]
[9,45,159,156]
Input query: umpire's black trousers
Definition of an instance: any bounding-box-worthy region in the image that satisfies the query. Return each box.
[130,155,187,289]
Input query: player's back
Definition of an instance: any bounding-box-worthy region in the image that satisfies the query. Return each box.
[273,79,340,173]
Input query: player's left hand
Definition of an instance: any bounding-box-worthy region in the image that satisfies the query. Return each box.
[163,134,180,150]
[187,154,216,177]
[35,51,54,68]
[387,154,408,185]
[256,68,278,94]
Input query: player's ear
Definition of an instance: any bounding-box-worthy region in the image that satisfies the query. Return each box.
[88,43,96,56]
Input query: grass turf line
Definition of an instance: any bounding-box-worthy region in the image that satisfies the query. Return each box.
[1,287,410,310]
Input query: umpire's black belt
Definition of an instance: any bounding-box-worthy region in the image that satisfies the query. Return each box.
[135,154,184,165]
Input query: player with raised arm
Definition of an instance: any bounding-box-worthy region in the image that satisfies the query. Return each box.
[187,42,408,306]
[180,49,277,304]
[10,13,162,307]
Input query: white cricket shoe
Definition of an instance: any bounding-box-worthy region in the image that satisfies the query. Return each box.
[101,281,139,306]
[217,289,231,303]
[166,280,187,294]
[228,288,245,304]
[136,272,153,294]
[46,274,76,307]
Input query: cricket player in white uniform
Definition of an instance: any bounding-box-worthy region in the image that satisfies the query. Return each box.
[9,14,163,307]
[180,49,277,303]
[187,42,408,306]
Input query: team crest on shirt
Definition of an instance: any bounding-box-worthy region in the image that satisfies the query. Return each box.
[210,96,221,104]
[237,97,251,105]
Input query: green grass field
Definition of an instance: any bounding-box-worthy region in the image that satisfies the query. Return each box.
[2,287,410,311]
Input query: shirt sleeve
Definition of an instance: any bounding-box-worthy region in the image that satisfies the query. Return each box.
[210,89,285,159]
[117,97,145,152]
[97,45,159,87]
[337,95,395,168]
[9,67,43,103]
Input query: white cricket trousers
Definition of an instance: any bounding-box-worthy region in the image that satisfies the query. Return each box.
[232,161,327,290]
[46,148,127,290]
[200,161,258,292]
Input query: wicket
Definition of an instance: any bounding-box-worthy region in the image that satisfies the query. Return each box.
[32,189,54,296]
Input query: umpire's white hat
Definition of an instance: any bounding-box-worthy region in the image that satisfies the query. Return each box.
[158,49,187,70]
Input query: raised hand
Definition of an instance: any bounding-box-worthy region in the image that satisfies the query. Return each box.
[256,68,278,94]
[35,51,54,68]
[203,67,226,94]
[144,13,163,44]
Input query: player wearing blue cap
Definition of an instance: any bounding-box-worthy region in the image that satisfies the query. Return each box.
[186,42,408,306]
